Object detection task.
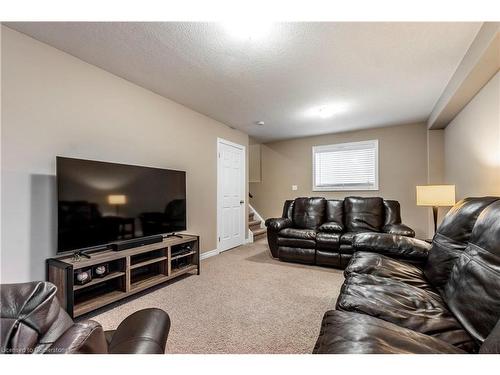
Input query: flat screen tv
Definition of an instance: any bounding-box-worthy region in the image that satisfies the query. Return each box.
[57,157,186,253]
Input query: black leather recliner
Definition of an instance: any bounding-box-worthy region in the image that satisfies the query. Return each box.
[265,196,415,268]
[313,197,500,354]
[1,281,170,354]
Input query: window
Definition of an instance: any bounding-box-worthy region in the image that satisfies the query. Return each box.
[312,140,379,191]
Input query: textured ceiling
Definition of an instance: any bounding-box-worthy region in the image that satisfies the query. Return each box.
[6,22,481,141]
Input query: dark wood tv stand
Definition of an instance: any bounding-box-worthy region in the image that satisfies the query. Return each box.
[47,234,199,318]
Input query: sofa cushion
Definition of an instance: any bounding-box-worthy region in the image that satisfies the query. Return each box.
[352,232,430,262]
[316,232,341,251]
[325,199,344,229]
[442,199,500,344]
[277,237,316,249]
[313,310,466,354]
[423,197,498,291]
[318,222,343,233]
[278,228,316,240]
[339,244,354,254]
[340,231,367,245]
[316,251,341,268]
[278,246,315,264]
[344,197,384,232]
[282,200,294,220]
[383,200,402,225]
[336,273,475,351]
[344,252,432,290]
[292,197,326,229]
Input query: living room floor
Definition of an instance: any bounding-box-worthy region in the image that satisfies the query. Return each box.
[89,239,344,353]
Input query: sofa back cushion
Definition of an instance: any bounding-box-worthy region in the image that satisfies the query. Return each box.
[442,199,500,343]
[344,197,384,232]
[383,200,402,225]
[292,197,326,229]
[282,200,294,220]
[326,199,344,228]
[423,197,499,291]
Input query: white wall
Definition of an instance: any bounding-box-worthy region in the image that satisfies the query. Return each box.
[444,72,500,200]
[1,26,248,283]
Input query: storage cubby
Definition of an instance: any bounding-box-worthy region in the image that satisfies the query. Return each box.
[131,263,161,283]
[171,252,196,272]
[74,276,127,316]
[170,240,198,276]
[73,258,126,291]
[47,234,199,317]
[130,260,168,290]
[171,240,197,257]
[130,248,166,266]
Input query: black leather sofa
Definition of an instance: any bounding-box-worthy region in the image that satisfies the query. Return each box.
[1,281,170,354]
[313,197,500,354]
[265,197,415,268]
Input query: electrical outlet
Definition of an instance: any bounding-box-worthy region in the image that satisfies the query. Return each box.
[292,185,298,191]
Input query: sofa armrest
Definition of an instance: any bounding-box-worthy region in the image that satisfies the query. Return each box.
[48,321,108,354]
[382,223,415,237]
[108,308,170,354]
[352,233,431,262]
[318,221,344,233]
[265,217,292,232]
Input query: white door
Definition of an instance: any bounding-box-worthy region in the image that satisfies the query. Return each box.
[217,138,246,252]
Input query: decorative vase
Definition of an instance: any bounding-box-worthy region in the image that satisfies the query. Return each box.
[75,269,92,285]
[93,264,109,278]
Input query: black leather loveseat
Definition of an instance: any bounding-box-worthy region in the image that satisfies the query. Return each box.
[265,197,415,268]
[1,281,171,354]
[313,197,500,354]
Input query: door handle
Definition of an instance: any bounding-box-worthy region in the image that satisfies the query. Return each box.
[240,200,244,204]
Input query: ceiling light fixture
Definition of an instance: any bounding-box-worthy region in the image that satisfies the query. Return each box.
[222,21,273,41]
[306,103,349,119]
[256,121,265,126]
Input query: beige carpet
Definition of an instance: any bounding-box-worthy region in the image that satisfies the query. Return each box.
[89,239,345,353]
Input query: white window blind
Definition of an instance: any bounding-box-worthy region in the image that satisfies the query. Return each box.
[312,140,379,191]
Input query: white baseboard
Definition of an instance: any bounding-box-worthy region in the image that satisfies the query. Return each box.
[200,248,219,260]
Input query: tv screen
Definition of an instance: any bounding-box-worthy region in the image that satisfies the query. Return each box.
[57,157,186,253]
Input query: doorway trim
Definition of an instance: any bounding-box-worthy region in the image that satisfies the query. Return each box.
[216,137,246,253]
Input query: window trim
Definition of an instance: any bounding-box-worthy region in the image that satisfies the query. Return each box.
[312,139,379,192]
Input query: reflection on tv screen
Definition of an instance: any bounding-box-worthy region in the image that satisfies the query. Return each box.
[57,157,186,252]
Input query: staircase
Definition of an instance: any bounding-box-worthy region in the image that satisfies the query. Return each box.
[249,207,266,241]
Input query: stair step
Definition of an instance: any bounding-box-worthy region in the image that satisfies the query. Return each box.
[249,219,261,228]
[252,227,267,237]
[249,212,255,220]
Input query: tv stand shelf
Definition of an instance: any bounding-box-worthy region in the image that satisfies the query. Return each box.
[73,271,126,291]
[130,256,168,269]
[47,234,199,318]
[171,250,197,261]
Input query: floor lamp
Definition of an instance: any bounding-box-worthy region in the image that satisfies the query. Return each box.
[416,185,456,235]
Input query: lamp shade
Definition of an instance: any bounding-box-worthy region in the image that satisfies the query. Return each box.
[108,194,127,205]
[416,185,455,207]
